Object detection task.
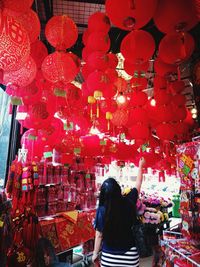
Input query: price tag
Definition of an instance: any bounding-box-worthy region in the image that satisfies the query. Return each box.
[43,151,53,158]
[16,112,27,120]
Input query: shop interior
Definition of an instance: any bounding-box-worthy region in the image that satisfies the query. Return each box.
[0,0,200,266]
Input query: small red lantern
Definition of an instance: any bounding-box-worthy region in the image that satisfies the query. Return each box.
[3,56,37,87]
[41,51,79,84]
[105,68,118,83]
[129,91,148,106]
[154,90,172,105]
[81,64,93,80]
[87,32,111,53]
[45,15,78,50]
[0,13,30,71]
[154,76,167,91]
[86,70,110,93]
[129,123,149,140]
[156,123,175,140]
[88,12,111,33]
[173,106,187,121]
[175,121,189,136]
[130,76,148,91]
[102,83,117,98]
[169,80,185,94]
[30,40,48,69]
[3,0,33,14]
[105,0,158,31]
[82,29,90,46]
[124,59,149,75]
[107,52,118,69]
[172,94,186,106]
[154,105,174,123]
[129,107,148,124]
[82,46,93,61]
[114,77,127,93]
[120,30,155,64]
[80,135,101,157]
[16,9,41,43]
[111,109,129,127]
[154,57,177,78]
[154,0,198,33]
[100,99,118,113]
[159,32,195,65]
[86,51,109,71]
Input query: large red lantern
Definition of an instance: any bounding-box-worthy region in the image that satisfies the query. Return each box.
[129,123,149,140]
[16,9,40,43]
[175,121,189,136]
[129,91,148,106]
[159,32,195,65]
[87,32,111,53]
[154,0,198,33]
[124,59,149,76]
[80,135,101,157]
[41,51,79,84]
[3,0,33,14]
[88,12,111,33]
[102,84,117,98]
[114,77,127,93]
[156,123,175,140]
[3,56,37,87]
[105,0,158,31]
[82,46,93,61]
[0,13,30,71]
[100,99,118,113]
[129,107,148,124]
[111,109,129,127]
[30,40,48,69]
[45,15,78,50]
[154,90,172,105]
[86,51,109,71]
[86,70,110,93]
[121,30,155,64]
[154,57,177,78]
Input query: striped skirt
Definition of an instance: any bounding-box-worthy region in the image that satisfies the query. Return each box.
[101,247,139,267]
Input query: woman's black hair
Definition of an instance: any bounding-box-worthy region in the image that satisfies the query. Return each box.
[99,178,135,247]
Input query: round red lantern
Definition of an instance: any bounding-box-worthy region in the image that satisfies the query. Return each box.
[120,30,155,63]
[105,0,158,31]
[175,121,189,136]
[114,77,127,93]
[129,123,149,140]
[3,56,37,87]
[172,94,186,106]
[111,109,129,127]
[3,0,33,14]
[107,52,118,69]
[41,51,79,84]
[80,135,101,157]
[154,105,174,123]
[82,46,93,61]
[30,40,48,69]
[159,32,195,65]
[88,12,111,33]
[102,83,117,98]
[154,0,198,33]
[124,59,149,76]
[100,99,118,113]
[154,90,172,105]
[173,106,187,121]
[130,76,148,91]
[86,51,109,71]
[154,57,177,78]
[82,29,90,46]
[87,32,111,53]
[81,64,93,80]
[16,9,40,43]
[105,68,118,83]
[156,123,175,140]
[129,91,148,106]
[129,107,148,124]
[0,13,30,71]
[45,15,78,50]
[87,70,110,93]
[169,80,185,94]
[154,76,167,91]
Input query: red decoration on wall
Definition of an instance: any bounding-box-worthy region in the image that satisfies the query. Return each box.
[45,15,78,50]
[105,0,158,31]
[0,13,30,71]
[41,51,79,84]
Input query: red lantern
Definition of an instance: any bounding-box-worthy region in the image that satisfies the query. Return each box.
[41,51,79,84]
[154,76,167,91]
[3,56,37,87]
[45,15,78,50]
[82,46,93,61]
[154,57,177,78]
[3,0,33,14]
[114,77,127,93]
[154,0,198,33]
[124,59,149,75]
[120,30,155,63]
[80,135,101,157]
[111,109,129,127]
[105,68,118,83]
[154,90,172,105]
[105,0,158,31]
[129,107,148,124]
[87,32,111,53]
[175,121,189,136]
[159,32,195,65]
[86,51,109,71]
[129,123,149,140]
[154,105,174,123]
[172,94,186,106]
[0,13,30,71]
[100,99,118,113]
[107,52,118,69]
[86,70,110,93]
[102,83,117,98]
[130,76,148,91]
[81,64,93,80]
[16,9,40,43]
[82,29,90,46]
[169,80,185,94]
[65,83,83,109]
[30,40,48,69]
[156,123,175,140]
[88,12,111,33]
[129,91,148,106]
[173,106,187,121]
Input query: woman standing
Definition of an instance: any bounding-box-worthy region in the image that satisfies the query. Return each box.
[92,157,146,267]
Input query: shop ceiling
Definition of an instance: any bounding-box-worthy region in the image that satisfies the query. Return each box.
[34,0,200,124]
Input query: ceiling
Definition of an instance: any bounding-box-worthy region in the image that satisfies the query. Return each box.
[33,0,200,125]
